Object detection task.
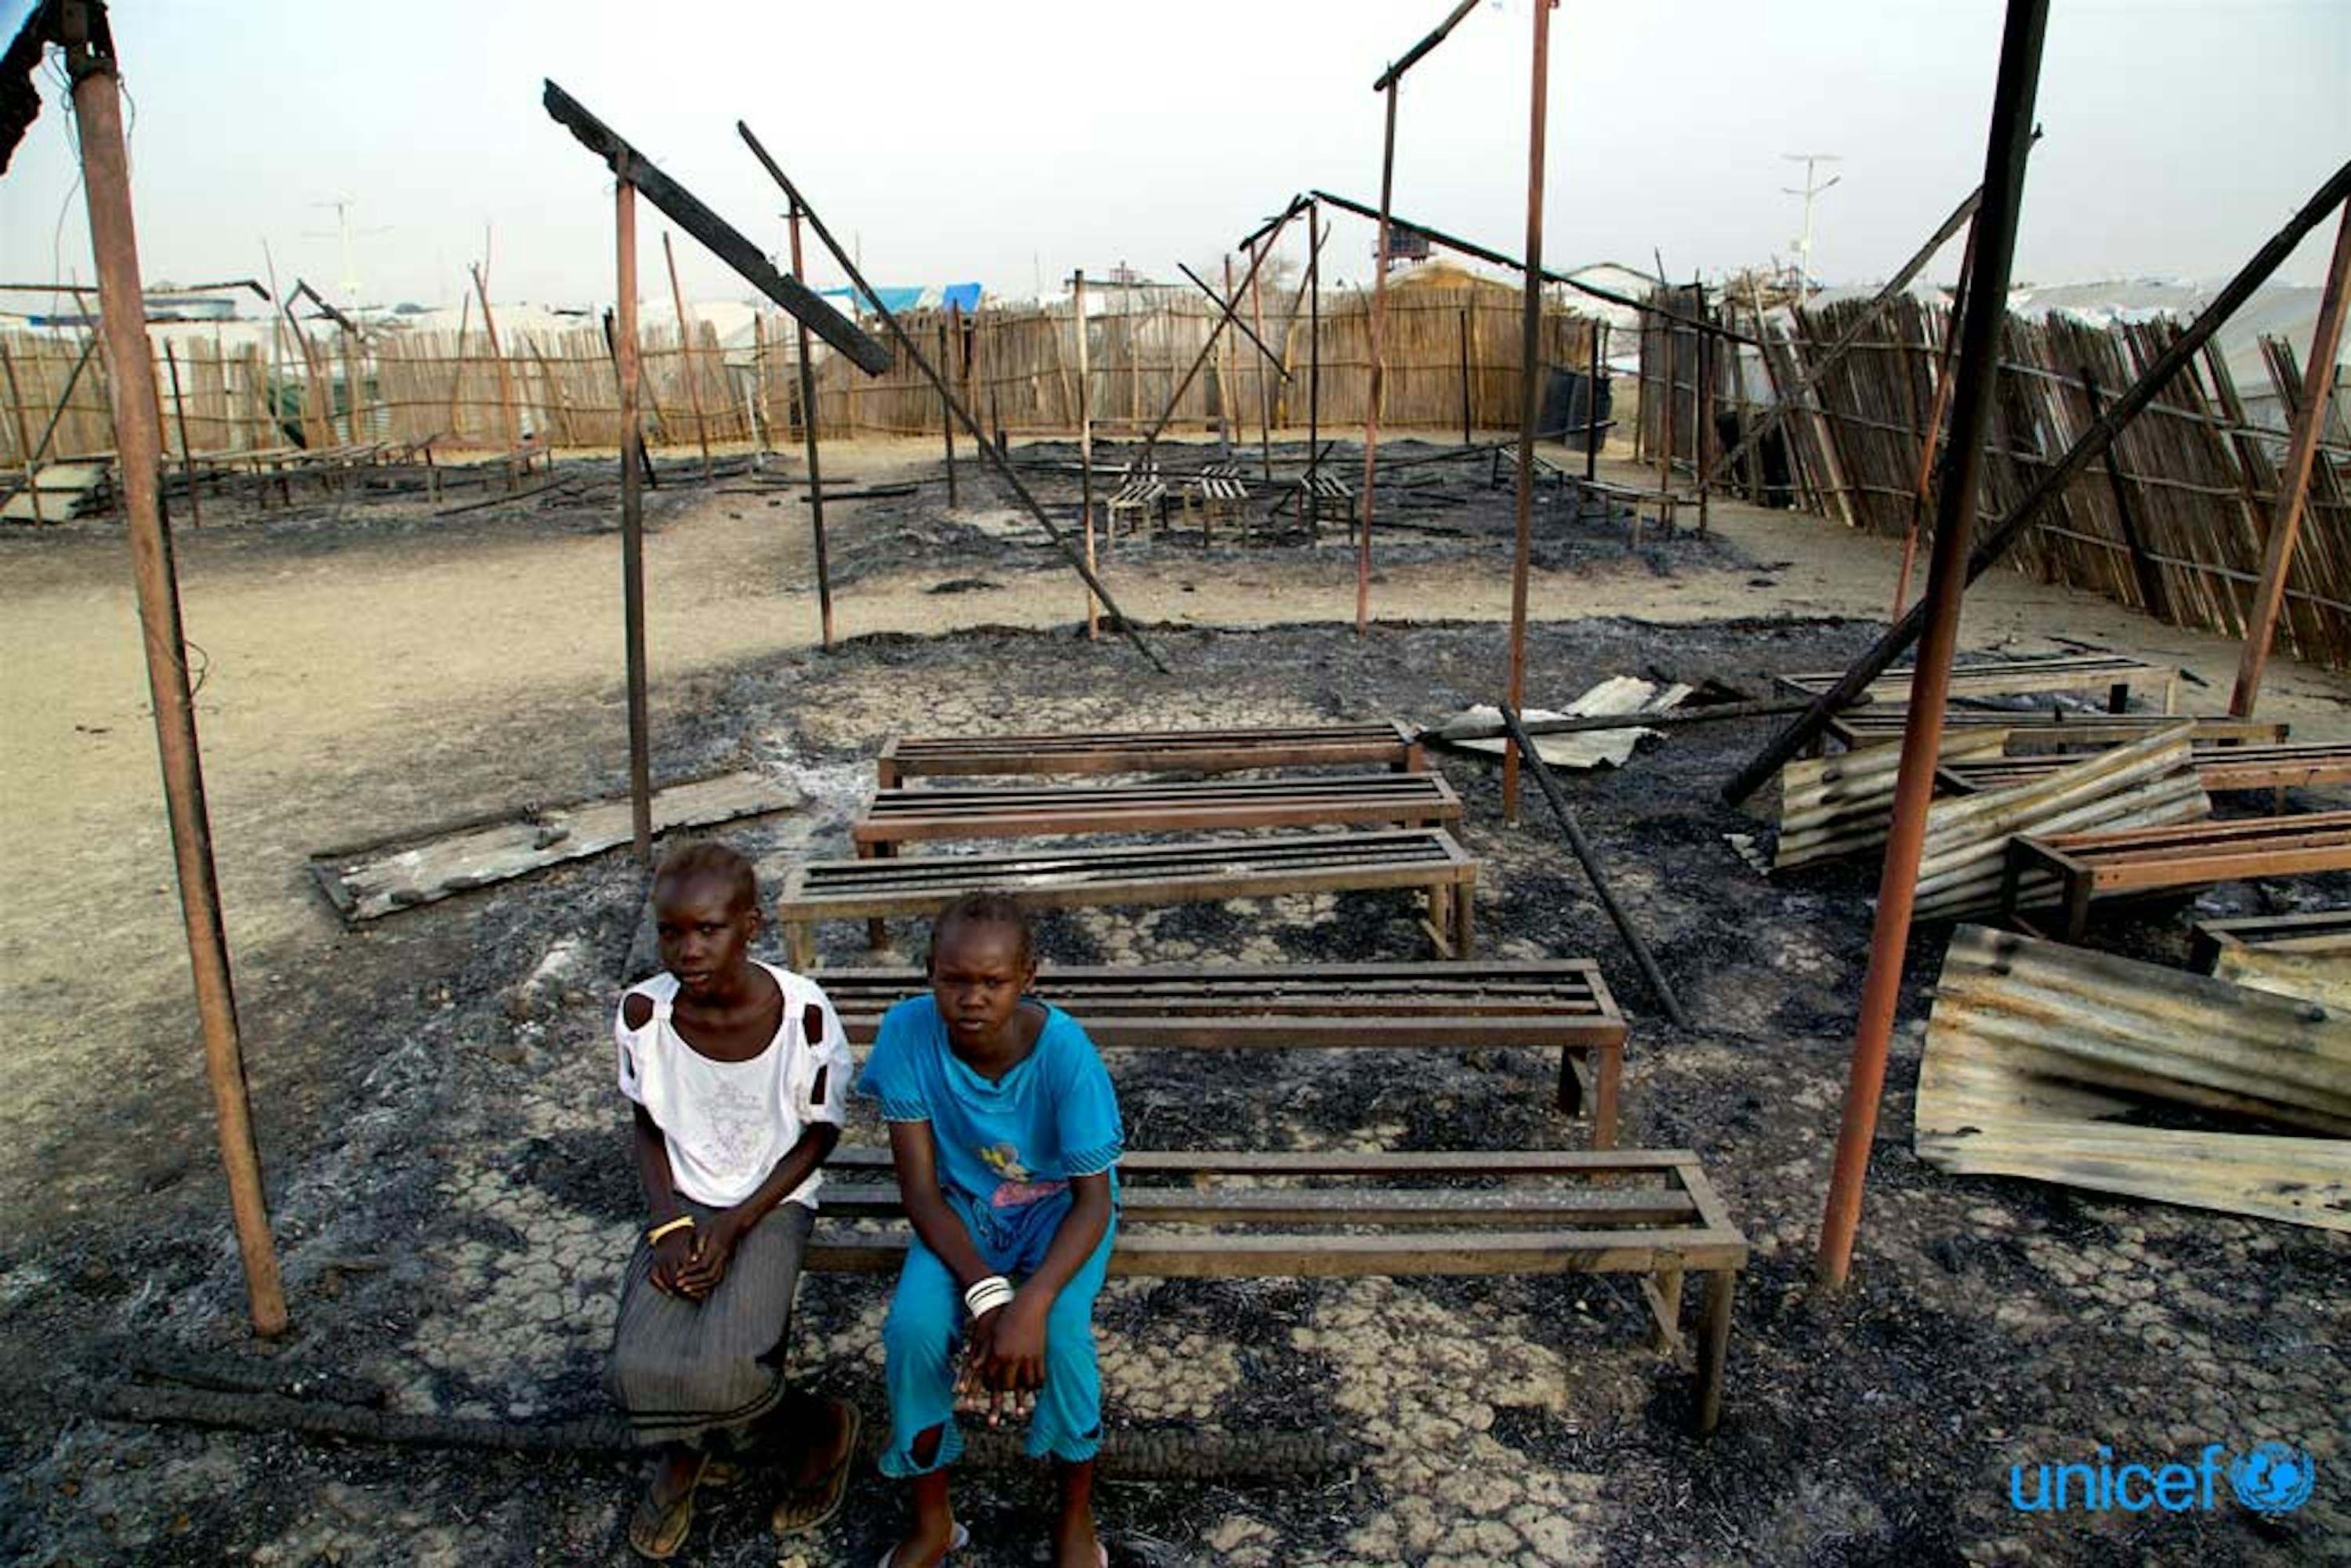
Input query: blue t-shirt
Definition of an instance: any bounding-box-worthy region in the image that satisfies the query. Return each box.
[857,995,1123,1211]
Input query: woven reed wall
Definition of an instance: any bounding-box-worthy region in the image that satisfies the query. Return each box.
[1644,292,2351,668]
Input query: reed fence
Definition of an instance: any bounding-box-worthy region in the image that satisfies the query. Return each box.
[1639,288,2351,668]
[2,285,1600,472]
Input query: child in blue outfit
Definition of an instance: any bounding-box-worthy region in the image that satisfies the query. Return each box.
[857,891,1122,1568]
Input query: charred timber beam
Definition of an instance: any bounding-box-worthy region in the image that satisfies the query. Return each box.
[1373,0,1483,91]
[1498,704,1690,1029]
[1176,262,1289,380]
[1723,153,2351,808]
[542,80,889,375]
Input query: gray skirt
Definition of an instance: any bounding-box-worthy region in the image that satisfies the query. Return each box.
[604,1196,814,1448]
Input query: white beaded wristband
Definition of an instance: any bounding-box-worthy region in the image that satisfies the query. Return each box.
[962,1275,1015,1317]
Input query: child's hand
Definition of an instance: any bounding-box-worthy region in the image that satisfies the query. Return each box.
[671,1211,744,1298]
[649,1227,699,1298]
[955,1295,1047,1425]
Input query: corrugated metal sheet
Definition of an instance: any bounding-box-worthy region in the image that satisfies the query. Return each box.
[1916,925,2351,1230]
[1911,727,2210,922]
[1774,728,2009,870]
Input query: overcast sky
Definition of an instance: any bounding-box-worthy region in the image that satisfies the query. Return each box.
[2,0,2345,313]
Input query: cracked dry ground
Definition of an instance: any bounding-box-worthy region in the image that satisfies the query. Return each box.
[5,609,2347,1566]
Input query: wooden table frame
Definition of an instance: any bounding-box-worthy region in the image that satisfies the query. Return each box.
[812,1146,1749,1436]
[877,722,1425,788]
[853,772,1461,851]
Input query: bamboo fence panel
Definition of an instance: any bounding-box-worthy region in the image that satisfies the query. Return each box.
[1702,293,2351,668]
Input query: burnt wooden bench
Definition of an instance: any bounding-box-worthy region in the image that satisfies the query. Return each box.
[2002,809,2351,942]
[876,722,1423,789]
[1182,462,1252,542]
[853,773,1461,851]
[1105,461,1170,543]
[2190,907,2351,974]
[1293,469,1353,538]
[778,827,1478,969]
[816,959,1629,1146]
[1943,741,2351,808]
[810,1146,1748,1436]
[1780,653,2179,722]
[1826,710,2286,754]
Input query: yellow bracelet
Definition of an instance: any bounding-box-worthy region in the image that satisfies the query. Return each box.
[647,1215,697,1246]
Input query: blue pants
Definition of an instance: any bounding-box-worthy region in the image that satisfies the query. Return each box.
[879,1190,1115,1477]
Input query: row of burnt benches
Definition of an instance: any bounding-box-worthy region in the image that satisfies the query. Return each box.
[1789,654,2351,942]
[781,721,1747,1434]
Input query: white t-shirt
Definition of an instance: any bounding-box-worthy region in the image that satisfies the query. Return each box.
[614,961,853,1209]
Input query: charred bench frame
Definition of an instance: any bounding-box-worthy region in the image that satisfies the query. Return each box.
[876,722,1423,790]
[1779,653,2180,730]
[1826,710,2286,754]
[2003,809,2351,943]
[811,1146,1748,1436]
[853,772,1462,851]
[815,959,1628,1146]
[778,827,1478,969]
[1942,740,2351,809]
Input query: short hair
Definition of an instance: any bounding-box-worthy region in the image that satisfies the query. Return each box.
[653,840,758,914]
[927,889,1033,969]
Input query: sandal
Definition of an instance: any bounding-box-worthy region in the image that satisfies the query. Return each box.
[770,1398,863,1535]
[877,1520,969,1567]
[627,1449,712,1560]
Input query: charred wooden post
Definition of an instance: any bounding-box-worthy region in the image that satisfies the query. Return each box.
[58,0,288,1335]
[1724,153,2351,806]
[939,312,958,509]
[785,201,833,650]
[1817,0,2050,1291]
[1587,323,1601,481]
[660,231,712,480]
[1460,305,1473,446]
[165,340,201,527]
[1307,200,1322,490]
[2080,366,2171,622]
[737,122,1166,672]
[1498,704,1690,1027]
[615,169,653,865]
[2230,199,2351,717]
[1503,0,1555,821]
[1357,81,1400,638]
[1246,234,1274,481]
[469,264,520,484]
[1074,269,1099,639]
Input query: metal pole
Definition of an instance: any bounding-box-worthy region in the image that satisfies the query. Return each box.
[661,231,713,480]
[1503,0,1554,822]
[1357,82,1400,637]
[615,170,654,864]
[1075,269,1098,639]
[2230,199,2351,717]
[1499,704,1690,1027]
[165,341,201,527]
[1726,154,2351,806]
[1817,0,2049,1291]
[65,4,288,1337]
[786,203,833,650]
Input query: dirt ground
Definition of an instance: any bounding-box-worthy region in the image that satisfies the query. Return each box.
[1,431,2345,1567]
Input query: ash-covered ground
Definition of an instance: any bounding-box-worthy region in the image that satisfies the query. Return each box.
[5,436,2346,1567]
[5,603,2345,1568]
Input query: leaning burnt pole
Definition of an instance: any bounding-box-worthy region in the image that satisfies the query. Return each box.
[1816,0,2050,1290]
[541,80,894,856]
[46,0,289,1334]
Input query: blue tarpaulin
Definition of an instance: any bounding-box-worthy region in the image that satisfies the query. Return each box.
[816,283,980,317]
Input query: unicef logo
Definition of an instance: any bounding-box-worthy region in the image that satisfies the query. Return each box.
[2230,1443,2317,1515]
